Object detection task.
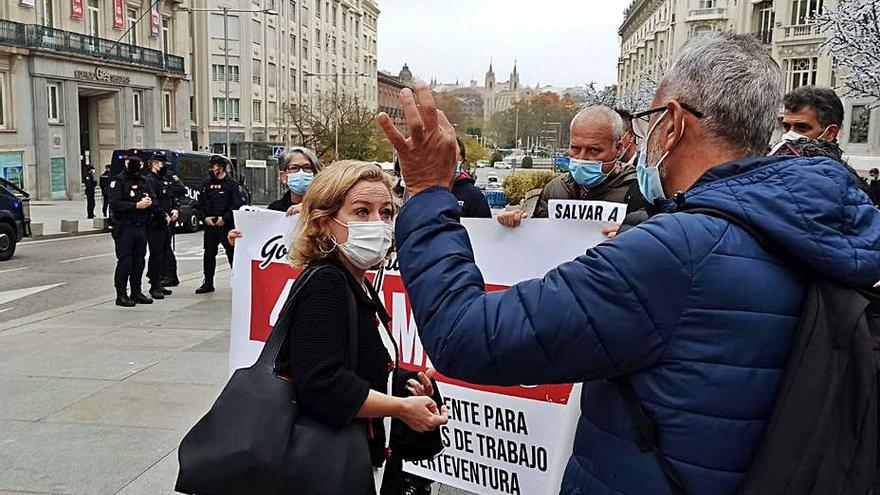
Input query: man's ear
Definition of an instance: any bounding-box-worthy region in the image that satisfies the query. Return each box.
[663,100,688,152]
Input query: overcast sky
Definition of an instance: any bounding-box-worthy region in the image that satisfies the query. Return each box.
[377,0,628,90]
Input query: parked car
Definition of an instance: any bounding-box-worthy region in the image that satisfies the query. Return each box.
[475,160,490,168]
[493,161,511,169]
[0,178,31,261]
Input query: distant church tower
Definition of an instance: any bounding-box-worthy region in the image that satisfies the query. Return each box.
[510,60,520,91]
[484,60,496,120]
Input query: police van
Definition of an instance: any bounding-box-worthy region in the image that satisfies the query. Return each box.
[110,149,251,233]
[0,178,31,261]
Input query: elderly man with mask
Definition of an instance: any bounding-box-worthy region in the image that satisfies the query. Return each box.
[378,32,880,495]
[497,105,638,226]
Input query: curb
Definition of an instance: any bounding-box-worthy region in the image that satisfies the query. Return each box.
[25,228,109,242]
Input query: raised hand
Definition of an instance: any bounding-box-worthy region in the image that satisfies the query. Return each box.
[376,81,458,197]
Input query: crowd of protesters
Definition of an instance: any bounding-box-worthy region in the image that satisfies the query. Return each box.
[175,31,880,495]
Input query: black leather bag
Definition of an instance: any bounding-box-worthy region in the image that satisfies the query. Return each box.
[175,265,375,495]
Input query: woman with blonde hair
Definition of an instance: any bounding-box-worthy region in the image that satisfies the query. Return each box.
[283,160,447,494]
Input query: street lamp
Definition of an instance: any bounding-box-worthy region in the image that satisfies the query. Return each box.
[542,121,562,170]
[181,6,278,158]
[302,71,370,159]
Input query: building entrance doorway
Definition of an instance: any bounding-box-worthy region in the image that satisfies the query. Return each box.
[77,88,120,192]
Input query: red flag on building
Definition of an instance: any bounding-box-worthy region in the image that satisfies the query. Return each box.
[71,0,83,20]
[113,0,124,30]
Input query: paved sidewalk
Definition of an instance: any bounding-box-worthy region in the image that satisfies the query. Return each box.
[29,199,107,238]
[0,265,470,495]
[0,269,231,495]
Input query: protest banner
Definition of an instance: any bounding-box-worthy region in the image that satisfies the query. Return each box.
[229,210,606,494]
[548,199,627,224]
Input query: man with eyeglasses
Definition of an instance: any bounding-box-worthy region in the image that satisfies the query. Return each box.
[379,32,879,495]
[228,146,323,247]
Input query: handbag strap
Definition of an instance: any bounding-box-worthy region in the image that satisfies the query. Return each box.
[343,273,359,371]
[255,264,328,371]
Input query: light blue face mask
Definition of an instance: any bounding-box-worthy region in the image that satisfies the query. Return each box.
[569,157,615,187]
[637,110,671,204]
[287,171,314,196]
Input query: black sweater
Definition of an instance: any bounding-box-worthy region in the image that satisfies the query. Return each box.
[285,257,393,466]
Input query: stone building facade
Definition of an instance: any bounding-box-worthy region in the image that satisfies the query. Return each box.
[0,0,191,200]
[617,0,880,172]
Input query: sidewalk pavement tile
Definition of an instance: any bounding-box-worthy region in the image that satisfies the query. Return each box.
[28,309,162,330]
[114,449,179,495]
[182,332,229,354]
[43,381,222,431]
[128,352,229,385]
[76,328,221,351]
[0,420,178,495]
[0,376,112,421]
[0,347,169,380]
[0,327,117,360]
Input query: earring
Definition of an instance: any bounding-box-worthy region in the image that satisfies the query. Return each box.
[318,236,336,255]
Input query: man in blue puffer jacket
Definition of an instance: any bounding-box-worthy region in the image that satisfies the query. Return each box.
[377,33,880,495]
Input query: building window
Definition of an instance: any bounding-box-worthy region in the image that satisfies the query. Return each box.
[791,0,823,25]
[212,98,239,122]
[0,72,7,129]
[253,100,262,122]
[332,4,337,25]
[210,14,240,40]
[42,0,56,27]
[47,83,61,123]
[289,0,296,21]
[127,8,139,46]
[86,0,100,37]
[162,91,175,130]
[269,101,277,123]
[699,0,715,8]
[161,18,172,54]
[132,90,143,125]
[268,62,277,88]
[212,56,240,82]
[253,58,262,85]
[785,57,817,90]
[290,68,297,88]
[302,40,308,60]
[253,19,261,44]
[314,0,320,17]
[290,34,296,53]
[849,105,870,144]
[268,26,277,52]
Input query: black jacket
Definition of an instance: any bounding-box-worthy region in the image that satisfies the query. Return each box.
[144,171,177,228]
[285,257,394,467]
[99,170,112,194]
[84,170,97,192]
[108,171,152,224]
[195,174,242,226]
[869,179,880,207]
[267,191,297,212]
[451,175,491,218]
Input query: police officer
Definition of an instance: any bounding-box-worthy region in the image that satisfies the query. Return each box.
[109,155,153,307]
[195,155,242,294]
[99,165,112,217]
[84,166,97,219]
[161,172,187,288]
[144,152,178,300]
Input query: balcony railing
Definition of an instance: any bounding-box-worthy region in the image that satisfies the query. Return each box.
[0,20,184,75]
[781,23,821,40]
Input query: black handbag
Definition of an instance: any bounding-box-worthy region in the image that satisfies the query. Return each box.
[175,265,375,495]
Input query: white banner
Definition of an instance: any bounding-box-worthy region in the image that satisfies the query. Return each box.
[548,199,627,224]
[230,210,606,494]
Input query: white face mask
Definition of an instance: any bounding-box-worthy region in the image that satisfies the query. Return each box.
[332,218,394,270]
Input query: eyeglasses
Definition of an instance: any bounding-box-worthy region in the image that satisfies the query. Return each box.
[285,164,314,173]
[632,102,705,139]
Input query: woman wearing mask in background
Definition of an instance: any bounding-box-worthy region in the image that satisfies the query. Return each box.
[286,161,447,494]
[228,146,322,246]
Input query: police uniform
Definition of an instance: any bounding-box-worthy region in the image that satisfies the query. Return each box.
[195,157,242,293]
[144,152,176,299]
[162,174,187,287]
[108,157,153,307]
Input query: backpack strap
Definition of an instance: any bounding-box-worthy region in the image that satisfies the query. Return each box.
[610,377,689,495]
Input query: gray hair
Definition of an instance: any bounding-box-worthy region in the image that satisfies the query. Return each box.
[658,32,782,156]
[278,146,322,172]
[571,106,625,142]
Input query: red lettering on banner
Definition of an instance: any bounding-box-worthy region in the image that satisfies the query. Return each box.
[249,260,300,342]
[247,261,574,405]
